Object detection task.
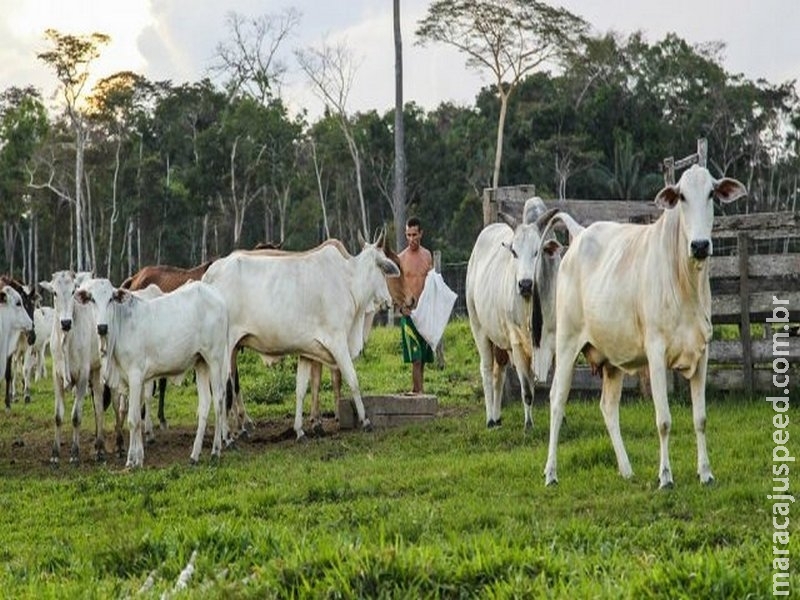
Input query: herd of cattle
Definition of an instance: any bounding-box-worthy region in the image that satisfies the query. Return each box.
[0,165,747,487]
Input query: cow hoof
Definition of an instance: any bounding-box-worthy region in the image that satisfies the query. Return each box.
[487,419,502,429]
[700,474,715,486]
[95,449,107,463]
[312,422,325,437]
[657,479,674,490]
[295,432,308,444]
[360,419,373,432]
[24,395,31,404]
[159,421,169,431]
[188,457,199,467]
[545,477,558,487]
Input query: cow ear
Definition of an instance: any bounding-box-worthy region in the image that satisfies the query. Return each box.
[39,281,53,294]
[542,239,563,258]
[0,289,6,304]
[714,177,747,204]
[654,185,680,209]
[379,256,401,278]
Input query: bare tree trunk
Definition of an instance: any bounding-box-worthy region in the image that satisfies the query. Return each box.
[492,91,509,189]
[310,139,330,239]
[106,138,121,278]
[74,127,85,272]
[393,0,407,250]
[201,214,209,263]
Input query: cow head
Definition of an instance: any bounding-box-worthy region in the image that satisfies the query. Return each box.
[0,276,37,344]
[75,278,125,338]
[40,270,80,333]
[0,286,34,345]
[357,230,401,311]
[498,205,562,302]
[654,165,746,260]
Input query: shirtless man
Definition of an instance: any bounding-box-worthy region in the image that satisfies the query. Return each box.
[397,217,434,394]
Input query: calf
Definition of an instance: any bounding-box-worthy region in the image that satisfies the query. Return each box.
[0,286,34,388]
[40,271,108,464]
[78,278,230,467]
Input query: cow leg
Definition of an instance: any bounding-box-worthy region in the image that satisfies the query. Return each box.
[143,381,156,445]
[331,367,342,421]
[51,372,67,464]
[473,335,499,427]
[22,347,34,403]
[308,361,324,436]
[689,348,714,484]
[126,375,145,468]
[598,365,632,479]
[646,346,673,489]
[544,334,581,486]
[332,348,371,431]
[293,358,312,440]
[112,390,126,458]
[190,363,212,464]
[156,378,168,429]
[70,378,88,464]
[4,357,12,410]
[90,372,108,462]
[208,355,227,460]
[510,347,534,432]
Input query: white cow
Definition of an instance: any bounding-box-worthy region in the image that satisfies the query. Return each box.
[543,165,746,488]
[40,271,108,464]
[202,234,400,440]
[77,278,230,468]
[466,199,562,430]
[20,306,56,400]
[0,286,34,386]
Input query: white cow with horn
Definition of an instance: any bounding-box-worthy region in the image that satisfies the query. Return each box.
[202,232,400,440]
[466,199,563,430]
[543,165,746,488]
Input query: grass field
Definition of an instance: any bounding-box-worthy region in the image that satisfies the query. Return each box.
[0,317,796,598]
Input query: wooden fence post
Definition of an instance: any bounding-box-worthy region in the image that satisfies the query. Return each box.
[737,232,754,396]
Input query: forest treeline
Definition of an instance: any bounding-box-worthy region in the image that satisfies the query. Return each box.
[1,6,797,286]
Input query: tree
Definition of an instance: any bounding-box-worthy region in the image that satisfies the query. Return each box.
[416,0,588,189]
[393,0,407,250]
[0,86,48,275]
[36,29,109,271]
[296,41,370,239]
[211,9,300,104]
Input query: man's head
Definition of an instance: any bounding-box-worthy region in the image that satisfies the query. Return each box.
[405,217,423,251]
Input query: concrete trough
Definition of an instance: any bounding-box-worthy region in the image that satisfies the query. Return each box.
[337,394,438,429]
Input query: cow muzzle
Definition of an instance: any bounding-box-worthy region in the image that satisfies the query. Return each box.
[97,324,108,336]
[690,239,711,260]
[518,278,533,298]
[60,319,72,332]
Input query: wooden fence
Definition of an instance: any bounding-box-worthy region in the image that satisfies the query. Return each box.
[438,186,800,396]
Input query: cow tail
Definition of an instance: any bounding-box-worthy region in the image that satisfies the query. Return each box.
[531,284,543,348]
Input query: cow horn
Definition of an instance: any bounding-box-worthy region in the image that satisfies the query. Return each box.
[498,211,518,229]
[535,207,561,232]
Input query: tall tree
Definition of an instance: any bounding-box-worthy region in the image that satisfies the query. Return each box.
[416,0,587,189]
[296,41,369,239]
[211,8,300,104]
[36,29,109,271]
[0,86,48,274]
[393,0,407,250]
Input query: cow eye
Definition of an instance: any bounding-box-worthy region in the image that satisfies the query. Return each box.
[679,193,686,202]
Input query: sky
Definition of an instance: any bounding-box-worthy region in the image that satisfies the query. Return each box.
[0,0,797,120]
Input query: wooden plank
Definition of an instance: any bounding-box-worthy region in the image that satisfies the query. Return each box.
[709,337,800,363]
[712,291,800,322]
[714,212,800,238]
[707,367,800,393]
[337,395,438,430]
[711,254,800,279]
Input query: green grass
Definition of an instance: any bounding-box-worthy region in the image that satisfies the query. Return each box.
[0,317,796,598]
